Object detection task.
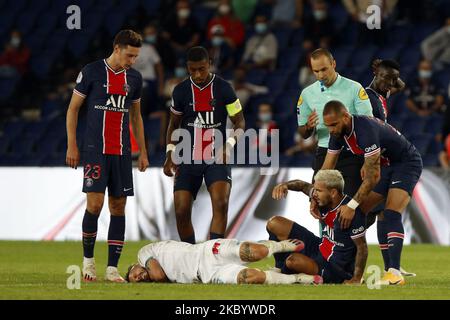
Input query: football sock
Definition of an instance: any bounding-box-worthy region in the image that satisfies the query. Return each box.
[107,215,125,267]
[209,232,224,240]
[181,233,196,244]
[376,218,390,271]
[266,228,289,269]
[264,270,297,284]
[82,210,99,259]
[384,209,404,271]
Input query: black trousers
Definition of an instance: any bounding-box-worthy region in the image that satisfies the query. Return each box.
[312,147,364,197]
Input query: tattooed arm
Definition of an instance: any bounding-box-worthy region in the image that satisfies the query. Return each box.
[272,179,314,200]
[344,236,368,284]
[338,153,380,229]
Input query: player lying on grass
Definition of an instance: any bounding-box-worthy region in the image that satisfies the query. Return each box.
[268,169,368,285]
[125,238,323,285]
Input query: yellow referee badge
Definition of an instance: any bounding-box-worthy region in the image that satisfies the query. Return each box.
[359,87,368,100]
[297,95,303,106]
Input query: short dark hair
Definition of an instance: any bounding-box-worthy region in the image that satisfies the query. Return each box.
[379,59,400,71]
[323,100,346,116]
[187,46,209,62]
[124,264,137,282]
[113,29,142,49]
[310,48,334,62]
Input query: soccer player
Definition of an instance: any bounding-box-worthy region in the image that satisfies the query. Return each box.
[321,101,423,285]
[66,30,149,282]
[365,59,415,277]
[296,48,373,220]
[163,46,245,244]
[366,59,405,122]
[125,238,323,285]
[268,169,368,285]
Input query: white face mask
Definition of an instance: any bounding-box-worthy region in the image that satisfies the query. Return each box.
[218,4,230,15]
[419,70,432,79]
[313,10,327,21]
[177,8,190,19]
[10,36,21,48]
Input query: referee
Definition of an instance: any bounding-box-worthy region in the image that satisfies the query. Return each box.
[297,48,373,201]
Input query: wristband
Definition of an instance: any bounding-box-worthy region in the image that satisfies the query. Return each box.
[166,144,176,153]
[226,137,236,148]
[347,199,359,210]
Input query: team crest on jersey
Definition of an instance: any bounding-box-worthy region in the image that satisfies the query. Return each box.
[123,84,130,93]
[359,88,368,100]
[85,178,93,188]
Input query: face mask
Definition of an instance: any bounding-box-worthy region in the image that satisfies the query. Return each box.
[255,23,268,34]
[212,36,224,47]
[145,35,156,44]
[313,10,327,20]
[10,36,21,48]
[419,70,432,79]
[175,67,187,78]
[258,113,272,122]
[177,8,190,19]
[218,4,230,15]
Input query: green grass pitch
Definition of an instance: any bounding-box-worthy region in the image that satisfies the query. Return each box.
[1,241,449,300]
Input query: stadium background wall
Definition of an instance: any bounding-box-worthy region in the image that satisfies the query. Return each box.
[0,168,448,245]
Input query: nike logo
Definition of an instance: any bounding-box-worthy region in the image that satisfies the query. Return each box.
[123,187,133,192]
[391,181,402,185]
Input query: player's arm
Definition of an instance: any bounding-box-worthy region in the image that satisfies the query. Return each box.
[321,150,340,170]
[272,179,313,200]
[66,92,85,169]
[218,97,245,164]
[339,152,380,229]
[354,86,373,116]
[163,110,183,177]
[130,100,149,172]
[344,235,368,285]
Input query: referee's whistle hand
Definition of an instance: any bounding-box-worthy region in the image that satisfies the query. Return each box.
[307,111,319,130]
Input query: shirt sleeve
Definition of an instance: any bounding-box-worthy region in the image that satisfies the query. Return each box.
[357,118,381,158]
[327,135,343,154]
[73,65,91,98]
[353,85,373,116]
[297,91,312,126]
[170,84,184,115]
[368,93,385,122]
[349,210,366,240]
[131,72,143,103]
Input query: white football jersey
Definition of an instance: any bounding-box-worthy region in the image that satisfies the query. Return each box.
[138,240,203,283]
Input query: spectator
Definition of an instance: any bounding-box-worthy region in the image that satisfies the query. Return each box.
[207,0,245,49]
[284,130,318,156]
[252,103,278,154]
[271,0,304,28]
[134,23,165,118]
[302,0,335,52]
[229,66,269,109]
[405,60,446,117]
[421,17,450,71]
[207,25,234,73]
[241,15,278,71]
[0,30,31,77]
[232,0,259,24]
[162,0,201,57]
[342,0,398,46]
[163,63,188,109]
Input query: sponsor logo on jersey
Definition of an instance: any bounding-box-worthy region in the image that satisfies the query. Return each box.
[365,144,378,153]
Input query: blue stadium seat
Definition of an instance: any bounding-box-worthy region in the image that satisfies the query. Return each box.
[289,153,314,167]
[67,32,92,58]
[84,11,106,34]
[0,77,19,101]
[10,138,36,156]
[2,120,26,140]
[290,28,304,46]
[31,53,56,79]
[192,6,215,30]
[428,139,443,155]
[422,154,439,167]
[41,153,65,166]
[402,117,428,139]
[93,0,114,12]
[273,91,298,115]
[36,134,64,155]
[277,46,302,69]
[264,72,289,96]
[141,0,161,16]
[329,3,349,31]
[425,114,444,135]
[409,133,433,156]
[375,44,403,61]
[16,11,39,35]
[340,22,358,45]
[103,11,127,37]
[6,0,27,14]
[399,45,421,69]
[0,136,10,154]
[22,121,51,140]
[28,0,50,13]
[245,69,267,85]
[433,68,450,90]
[333,46,354,72]
[410,24,440,44]
[273,27,292,52]
[0,12,16,32]
[349,45,378,73]
[285,71,301,91]
[387,114,404,132]
[386,25,412,45]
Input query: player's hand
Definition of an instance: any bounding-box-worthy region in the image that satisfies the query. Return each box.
[137,153,149,172]
[338,205,356,229]
[343,277,363,285]
[66,144,80,169]
[272,183,288,200]
[309,198,322,220]
[216,145,231,165]
[306,111,319,131]
[163,152,177,177]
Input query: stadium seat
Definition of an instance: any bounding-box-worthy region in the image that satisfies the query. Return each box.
[67,32,93,58]
[6,0,27,14]
[285,71,302,92]
[386,25,412,45]
[333,46,354,73]
[289,152,314,167]
[103,11,126,37]
[1,120,26,140]
[433,68,450,90]
[16,10,39,36]
[245,69,267,85]
[289,27,304,46]
[41,152,65,166]
[0,77,19,101]
[273,91,298,115]
[408,133,433,155]
[349,45,378,73]
[422,154,439,167]
[402,116,427,138]
[329,3,349,31]
[141,0,161,16]
[410,24,440,44]
[375,44,403,61]
[264,72,289,96]
[278,47,302,69]
[428,139,443,155]
[273,27,292,52]
[387,114,404,132]
[424,114,444,136]
[0,136,10,155]
[399,45,421,69]
[192,6,215,30]
[10,138,36,156]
